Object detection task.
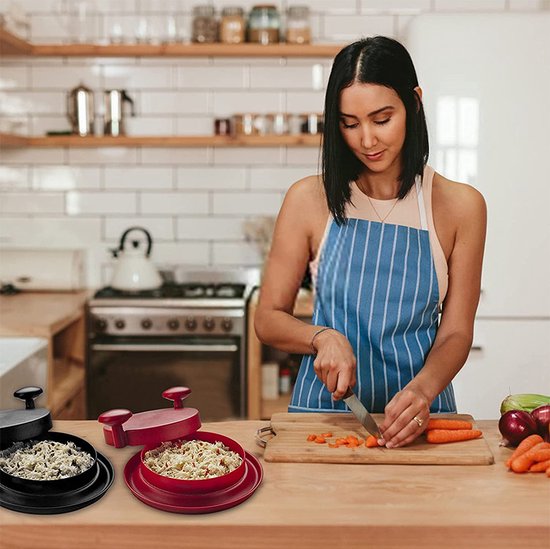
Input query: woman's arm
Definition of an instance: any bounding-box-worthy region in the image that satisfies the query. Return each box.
[255,176,358,398]
[379,181,487,448]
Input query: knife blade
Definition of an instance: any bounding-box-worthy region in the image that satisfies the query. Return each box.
[342,388,382,438]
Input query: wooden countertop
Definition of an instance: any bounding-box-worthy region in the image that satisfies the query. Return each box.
[1,420,548,549]
[0,291,90,337]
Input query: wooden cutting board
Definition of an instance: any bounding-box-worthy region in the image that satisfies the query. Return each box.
[262,413,494,465]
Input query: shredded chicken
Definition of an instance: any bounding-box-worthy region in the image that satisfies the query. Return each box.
[0,440,94,481]
[143,439,242,480]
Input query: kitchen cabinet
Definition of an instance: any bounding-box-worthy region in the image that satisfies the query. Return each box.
[247,288,313,420]
[0,291,90,419]
[0,418,548,549]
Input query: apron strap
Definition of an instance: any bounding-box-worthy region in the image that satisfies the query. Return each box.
[415,174,428,231]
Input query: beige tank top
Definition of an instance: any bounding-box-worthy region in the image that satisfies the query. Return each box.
[310,165,448,304]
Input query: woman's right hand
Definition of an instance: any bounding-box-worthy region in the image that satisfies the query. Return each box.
[312,329,357,400]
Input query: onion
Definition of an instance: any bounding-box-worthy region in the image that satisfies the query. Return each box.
[498,410,537,446]
[531,405,550,442]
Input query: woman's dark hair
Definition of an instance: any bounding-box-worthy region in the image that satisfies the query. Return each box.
[322,36,429,223]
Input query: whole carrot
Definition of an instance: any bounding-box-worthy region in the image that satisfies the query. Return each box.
[511,443,550,473]
[504,433,543,468]
[426,419,472,431]
[528,459,550,472]
[426,429,482,444]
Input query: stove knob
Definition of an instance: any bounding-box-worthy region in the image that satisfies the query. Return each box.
[221,318,233,332]
[95,318,108,332]
[185,317,197,331]
[114,319,126,330]
[168,318,180,331]
[203,317,215,331]
[141,319,152,330]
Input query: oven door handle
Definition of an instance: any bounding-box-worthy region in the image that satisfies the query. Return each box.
[91,343,238,353]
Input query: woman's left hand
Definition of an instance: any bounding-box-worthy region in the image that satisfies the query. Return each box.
[378,386,431,448]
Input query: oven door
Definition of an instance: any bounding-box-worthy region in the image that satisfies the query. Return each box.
[87,336,243,421]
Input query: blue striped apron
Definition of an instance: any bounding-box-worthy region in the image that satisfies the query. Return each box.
[289,177,457,414]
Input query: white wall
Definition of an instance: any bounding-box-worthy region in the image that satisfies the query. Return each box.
[1,0,548,286]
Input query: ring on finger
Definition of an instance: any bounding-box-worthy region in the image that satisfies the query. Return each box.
[412,415,423,428]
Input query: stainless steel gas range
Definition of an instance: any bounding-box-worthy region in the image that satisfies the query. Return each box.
[86,269,260,421]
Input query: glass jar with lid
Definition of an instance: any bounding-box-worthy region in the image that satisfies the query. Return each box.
[248,4,280,45]
[286,5,311,44]
[220,7,246,44]
[192,5,218,43]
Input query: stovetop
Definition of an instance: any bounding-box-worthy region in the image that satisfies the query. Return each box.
[94,283,247,300]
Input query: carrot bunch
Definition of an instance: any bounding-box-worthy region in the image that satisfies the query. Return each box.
[504,434,550,476]
[305,432,379,449]
[424,418,483,444]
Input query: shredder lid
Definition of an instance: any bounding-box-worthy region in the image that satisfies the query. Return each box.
[98,387,201,448]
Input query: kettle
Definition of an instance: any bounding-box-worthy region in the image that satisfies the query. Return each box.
[110,227,162,291]
[67,82,94,136]
[104,89,135,136]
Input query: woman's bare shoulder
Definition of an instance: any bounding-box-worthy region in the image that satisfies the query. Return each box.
[432,172,486,222]
[284,174,329,216]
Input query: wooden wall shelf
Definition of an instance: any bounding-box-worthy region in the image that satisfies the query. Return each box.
[1,133,322,148]
[1,28,342,58]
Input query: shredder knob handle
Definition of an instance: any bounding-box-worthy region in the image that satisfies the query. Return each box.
[98,409,133,448]
[162,387,191,409]
[14,386,43,410]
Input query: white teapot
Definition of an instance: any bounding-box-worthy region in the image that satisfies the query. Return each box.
[110,227,162,291]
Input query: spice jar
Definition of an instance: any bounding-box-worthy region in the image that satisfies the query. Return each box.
[220,7,246,44]
[192,5,218,43]
[214,118,232,136]
[286,5,311,44]
[248,5,280,45]
[232,113,255,135]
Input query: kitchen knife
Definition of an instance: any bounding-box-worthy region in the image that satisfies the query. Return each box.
[342,388,382,438]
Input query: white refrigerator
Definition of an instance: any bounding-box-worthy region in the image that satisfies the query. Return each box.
[405,13,550,418]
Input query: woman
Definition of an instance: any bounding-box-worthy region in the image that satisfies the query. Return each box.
[254,36,486,449]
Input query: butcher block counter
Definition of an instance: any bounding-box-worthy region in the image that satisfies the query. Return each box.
[0,291,90,418]
[1,420,548,549]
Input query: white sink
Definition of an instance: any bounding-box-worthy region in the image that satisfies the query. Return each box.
[0,337,48,409]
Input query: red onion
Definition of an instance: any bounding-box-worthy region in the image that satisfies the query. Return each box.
[498,410,537,446]
[531,405,550,442]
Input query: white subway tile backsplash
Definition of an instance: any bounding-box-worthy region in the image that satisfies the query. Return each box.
[31,65,101,90]
[285,0,357,13]
[508,0,545,8]
[177,67,246,89]
[322,15,395,39]
[151,241,210,265]
[103,65,175,90]
[104,166,174,189]
[1,148,65,165]
[0,167,30,190]
[33,166,101,190]
[125,116,177,135]
[286,91,325,113]
[212,192,282,215]
[139,91,209,115]
[212,91,284,115]
[5,91,64,115]
[0,216,102,248]
[177,216,247,240]
[249,167,317,190]
[212,241,262,266]
[213,147,284,165]
[139,147,210,164]
[67,147,138,164]
[105,217,175,240]
[0,0,58,13]
[176,167,247,190]
[30,14,101,43]
[0,192,64,214]
[250,65,326,90]
[140,192,209,214]
[0,67,29,89]
[286,147,322,166]
[30,115,71,135]
[66,191,137,215]
[434,0,506,10]
[174,117,214,136]
[359,0,431,12]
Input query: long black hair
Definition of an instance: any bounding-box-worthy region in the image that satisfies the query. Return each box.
[322,36,429,224]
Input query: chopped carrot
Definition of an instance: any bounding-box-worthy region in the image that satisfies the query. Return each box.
[504,434,543,468]
[321,432,333,438]
[426,419,472,431]
[426,429,482,444]
[346,435,359,444]
[365,435,378,448]
[335,438,348,445]
[307,434,316,442]
[314,436,326,444]
[328,443,338,448]
[510,443,550,473]
[528,459,550,472]
[547,466,550,478]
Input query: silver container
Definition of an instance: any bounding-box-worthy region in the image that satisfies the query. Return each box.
[67,83,94,136]
[104,89,135,137]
